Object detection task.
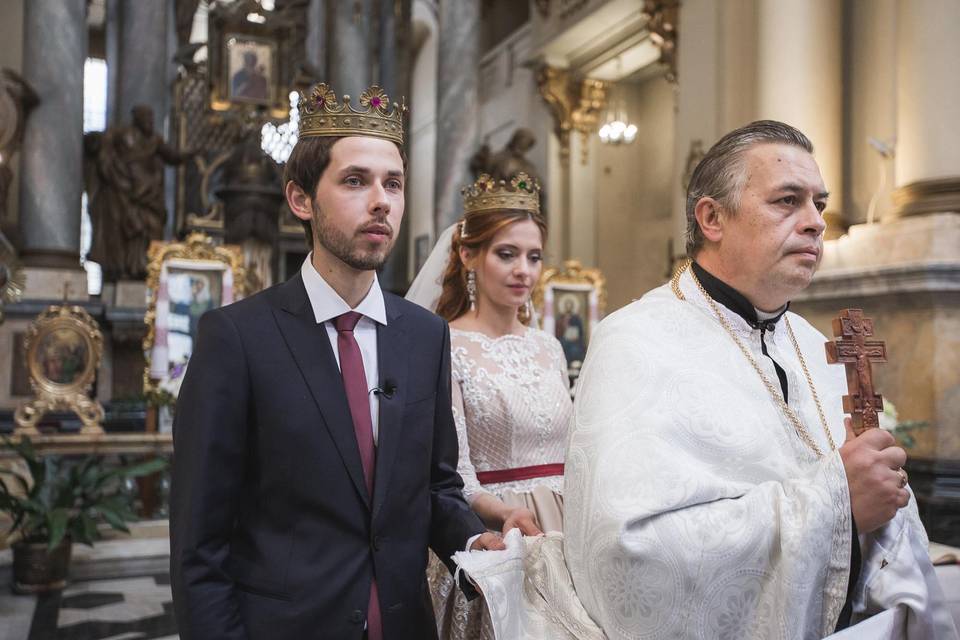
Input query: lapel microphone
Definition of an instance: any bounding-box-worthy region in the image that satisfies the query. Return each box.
[371,380,397,399]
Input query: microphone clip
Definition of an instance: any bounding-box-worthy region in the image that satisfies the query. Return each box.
[371,382,397,399]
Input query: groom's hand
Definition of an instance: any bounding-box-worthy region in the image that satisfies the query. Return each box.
[470,532,506,551]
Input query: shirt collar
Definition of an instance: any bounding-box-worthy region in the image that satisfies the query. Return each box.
[691,260,789,330]
[300,254,387,326]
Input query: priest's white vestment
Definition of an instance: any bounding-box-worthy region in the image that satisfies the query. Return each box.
[561,269,958,639]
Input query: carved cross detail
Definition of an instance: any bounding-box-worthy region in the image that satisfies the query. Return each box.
[825,309,887,435]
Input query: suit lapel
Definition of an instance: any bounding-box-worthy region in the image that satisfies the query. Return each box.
[271,275,371,507]
[372,294,409,520]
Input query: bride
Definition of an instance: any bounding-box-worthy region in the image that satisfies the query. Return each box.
[407,173,572,639]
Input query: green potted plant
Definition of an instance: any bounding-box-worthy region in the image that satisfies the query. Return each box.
[0,436,167,593]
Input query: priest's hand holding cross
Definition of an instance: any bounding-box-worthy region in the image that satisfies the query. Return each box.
[839,417,910,533]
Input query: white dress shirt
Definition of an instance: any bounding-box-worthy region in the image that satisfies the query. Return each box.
[300,256,387,444]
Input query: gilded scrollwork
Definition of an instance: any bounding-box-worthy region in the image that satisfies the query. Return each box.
[14,304,106,435]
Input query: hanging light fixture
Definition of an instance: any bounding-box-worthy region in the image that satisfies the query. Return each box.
[598,58,637,145]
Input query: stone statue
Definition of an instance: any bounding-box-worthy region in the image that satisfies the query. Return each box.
[84,105,194,281]
[0,68,38,223]
[471,127,541,185]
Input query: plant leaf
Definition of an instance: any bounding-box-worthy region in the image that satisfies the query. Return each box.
[115,457,168,480]
[46,508,70,550]
[96,505,131,533]
[72,511,99,546]
[96,456,167,485]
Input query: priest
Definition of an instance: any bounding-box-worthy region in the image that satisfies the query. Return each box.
[564,120,958,639]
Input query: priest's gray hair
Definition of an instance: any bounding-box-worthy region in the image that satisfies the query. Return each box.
[685,120,814,256]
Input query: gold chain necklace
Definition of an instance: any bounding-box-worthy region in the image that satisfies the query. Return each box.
[671,259,837,458]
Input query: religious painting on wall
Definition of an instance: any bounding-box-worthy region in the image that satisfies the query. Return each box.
[14,304,105,435]
[162,266,223,376]
[143,233,246,406]
[552,289,590,367]
[534,260,606,388]
[226,35,275,104]
[206,1,293,118]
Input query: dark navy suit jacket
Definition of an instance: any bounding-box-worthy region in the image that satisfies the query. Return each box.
[170,273,484,639]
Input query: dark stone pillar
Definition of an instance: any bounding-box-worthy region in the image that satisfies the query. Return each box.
[433,0,479,232]
[19,0,86,269]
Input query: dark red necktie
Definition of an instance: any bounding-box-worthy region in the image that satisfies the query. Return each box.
[333,311,381,640]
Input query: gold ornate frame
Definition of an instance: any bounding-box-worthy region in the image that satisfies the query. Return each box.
[533,260,606,376]
[143,232,246,403]
[14,304,105,435]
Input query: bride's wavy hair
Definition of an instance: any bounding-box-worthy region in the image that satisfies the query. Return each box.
[434,208,547,324]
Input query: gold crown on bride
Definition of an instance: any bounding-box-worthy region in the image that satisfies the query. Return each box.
[297,82,407,144]
[460,173,541,227]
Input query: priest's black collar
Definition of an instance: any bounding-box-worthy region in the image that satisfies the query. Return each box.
[691,261,789,332]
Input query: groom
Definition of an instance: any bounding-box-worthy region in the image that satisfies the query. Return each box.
[170,83,499,640]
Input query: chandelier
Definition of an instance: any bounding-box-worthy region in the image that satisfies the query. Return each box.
[598,85,637,145]
[598,58,637,145]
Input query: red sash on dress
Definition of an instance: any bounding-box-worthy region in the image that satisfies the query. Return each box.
[476,463,564,485]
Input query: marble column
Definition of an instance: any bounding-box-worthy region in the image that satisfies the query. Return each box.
[105,0,121,126]
[306,0,326,78]
[111,0,170,127]
[376,0,412,293]
[378,0,412,98]
[891,0,960,218]
[756,0,844,238]
[328,0,374,99]
[18,0,86,275]
[433,0,479,232]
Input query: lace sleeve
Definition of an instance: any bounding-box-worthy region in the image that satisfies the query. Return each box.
[451,372,486,504]
[550,333,570,387]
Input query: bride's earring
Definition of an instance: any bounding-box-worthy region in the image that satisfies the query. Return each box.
[525,298,533,321]
[467,269,477,312]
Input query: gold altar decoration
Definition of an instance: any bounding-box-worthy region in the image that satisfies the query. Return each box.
[14,304,105,435]
[536,65,607,166]
[534,260,607,320]
[642,0,680,83]
[0,433,173,458]
[143,232,247,402]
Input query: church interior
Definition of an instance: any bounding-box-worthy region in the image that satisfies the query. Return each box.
[0,0,958,637]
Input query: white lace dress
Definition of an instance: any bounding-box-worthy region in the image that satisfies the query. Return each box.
[428,326,573,640]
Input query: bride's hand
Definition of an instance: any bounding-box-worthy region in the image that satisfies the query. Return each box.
[502,507,542,536]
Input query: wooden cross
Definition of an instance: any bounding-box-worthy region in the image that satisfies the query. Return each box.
[824,309,887,435]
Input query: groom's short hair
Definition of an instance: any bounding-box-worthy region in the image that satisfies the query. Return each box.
[283,136,407,250]
[685,120,813,256]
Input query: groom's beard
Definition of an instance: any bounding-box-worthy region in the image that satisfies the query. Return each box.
[312,201,396,271]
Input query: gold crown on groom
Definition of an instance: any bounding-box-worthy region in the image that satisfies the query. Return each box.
[297,82,407,144]
[461,173,541,219]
